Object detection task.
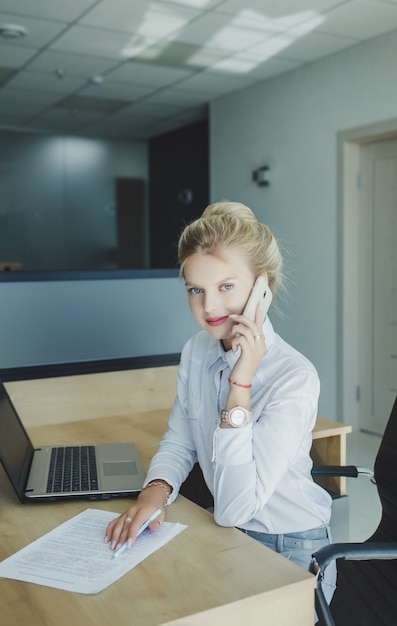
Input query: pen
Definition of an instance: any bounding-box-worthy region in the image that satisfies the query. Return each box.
[112,508,163,559]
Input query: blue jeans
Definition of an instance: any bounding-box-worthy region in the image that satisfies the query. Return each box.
[238,525,337,618]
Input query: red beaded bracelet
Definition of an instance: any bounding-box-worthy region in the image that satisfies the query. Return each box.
[228,377,252,389]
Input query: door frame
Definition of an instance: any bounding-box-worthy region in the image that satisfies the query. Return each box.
[337,117,397,430]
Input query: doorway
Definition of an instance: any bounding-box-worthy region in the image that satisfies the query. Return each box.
[339,121,397,433]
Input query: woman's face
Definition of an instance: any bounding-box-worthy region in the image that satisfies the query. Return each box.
[183,248,256,349]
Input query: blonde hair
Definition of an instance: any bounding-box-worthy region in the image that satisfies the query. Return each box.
[178,201,284,293]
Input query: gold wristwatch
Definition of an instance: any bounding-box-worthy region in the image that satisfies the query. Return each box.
[220,406,252,427]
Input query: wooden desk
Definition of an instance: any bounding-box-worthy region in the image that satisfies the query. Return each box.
[312,417,352,496]
[5,369,352,496]
[0,415,316,625]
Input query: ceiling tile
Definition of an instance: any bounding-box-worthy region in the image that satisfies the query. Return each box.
[207,51,302,81]
[318,0,397,39]
[55,95,130,114]
[50,25,137,59]
[107,60,192,86]
[172,11,271,49]
[175,70,256,97]
[216,0,344,19]
[26,107,105,131]
[79,81,154,101]
[0,85,66,107]
[136,40,227,69]
[242,55,302,80]
[27,50,118,77]
[0,67,17,86]
[6,69,85,94]
[142,87,210,107]
[0,98,53,118]
[0,0,98,22]
[0,113,35,128]
[0,44,38,67]
[79,0,200,37]
[113,100,184,121]
[161,1,221,10]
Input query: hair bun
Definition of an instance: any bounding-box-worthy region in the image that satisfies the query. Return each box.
[203,201,257,223]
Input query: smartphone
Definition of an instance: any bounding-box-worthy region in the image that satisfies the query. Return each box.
[243,276,272,322]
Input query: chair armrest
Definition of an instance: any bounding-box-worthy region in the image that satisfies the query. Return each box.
[311,542,397,573]
[311,465,375,483]
[311,465,359,478]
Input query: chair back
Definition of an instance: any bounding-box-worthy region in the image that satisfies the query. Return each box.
[312,398,397,626]
[370,396,397,542]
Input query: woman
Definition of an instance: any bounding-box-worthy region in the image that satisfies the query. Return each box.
[105,201,336,606]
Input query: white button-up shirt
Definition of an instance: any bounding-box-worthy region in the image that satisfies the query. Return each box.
[145,317,332,534]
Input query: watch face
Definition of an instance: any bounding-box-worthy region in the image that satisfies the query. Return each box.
[230,407,247,427]
[221,406,252,427]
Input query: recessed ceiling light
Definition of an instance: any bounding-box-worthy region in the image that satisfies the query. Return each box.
[0,24,27,39]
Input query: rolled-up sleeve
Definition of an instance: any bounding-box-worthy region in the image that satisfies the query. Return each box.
[212,424,253,465]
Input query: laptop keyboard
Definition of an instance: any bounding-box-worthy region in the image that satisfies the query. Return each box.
[46,446,99,493]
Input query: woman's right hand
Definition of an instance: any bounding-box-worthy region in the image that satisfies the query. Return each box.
[105,481,171,551]
[105,502,165,551]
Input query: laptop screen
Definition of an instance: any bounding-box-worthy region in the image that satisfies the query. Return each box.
[0,382,34,500]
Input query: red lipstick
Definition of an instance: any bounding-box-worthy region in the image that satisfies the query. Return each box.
[206,316,228,327]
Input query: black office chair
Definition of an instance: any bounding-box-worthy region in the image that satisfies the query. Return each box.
[310,396,397,626]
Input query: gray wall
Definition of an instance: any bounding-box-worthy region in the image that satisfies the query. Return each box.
[0,276,198,367]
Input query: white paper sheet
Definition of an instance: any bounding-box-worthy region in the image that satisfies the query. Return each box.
[0,508,186,594]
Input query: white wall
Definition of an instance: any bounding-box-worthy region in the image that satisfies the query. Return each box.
[210,29,397,421]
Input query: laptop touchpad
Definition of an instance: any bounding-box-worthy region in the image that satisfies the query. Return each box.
[103,461,138,476]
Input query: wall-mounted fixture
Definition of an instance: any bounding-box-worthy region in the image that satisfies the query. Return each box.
[252,165,270,187]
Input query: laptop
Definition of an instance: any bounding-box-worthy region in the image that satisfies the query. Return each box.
[0,381,145,503]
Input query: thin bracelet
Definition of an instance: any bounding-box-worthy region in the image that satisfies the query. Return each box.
[228,377,252,389]
[144,480,171,504]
